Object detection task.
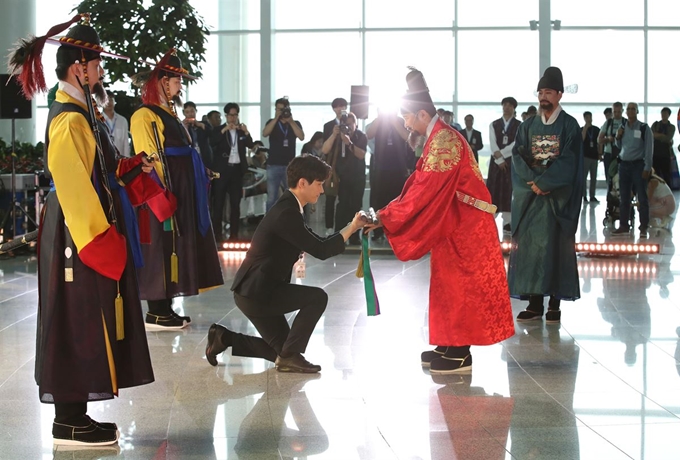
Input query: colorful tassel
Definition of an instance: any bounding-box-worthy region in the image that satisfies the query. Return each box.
[163,218,173,232]
[360,233,380,316]
[115,292,124,341]
[171,252,179,283]
[356,251,364,278]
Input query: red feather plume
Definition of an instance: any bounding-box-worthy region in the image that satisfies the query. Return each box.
[6,14,82,100]
[141,48,176,106]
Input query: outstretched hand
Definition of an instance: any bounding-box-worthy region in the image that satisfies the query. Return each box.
[350,212,368,232]
[363,211,383,233]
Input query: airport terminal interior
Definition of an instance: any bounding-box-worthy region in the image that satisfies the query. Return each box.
[1,1,680,459]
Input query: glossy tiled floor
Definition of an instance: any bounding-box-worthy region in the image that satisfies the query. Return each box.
[1,189,680,459]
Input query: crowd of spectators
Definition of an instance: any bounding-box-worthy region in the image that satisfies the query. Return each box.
[104,95,679,242]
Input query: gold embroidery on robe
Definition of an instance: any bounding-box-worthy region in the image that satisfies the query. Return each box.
[423,129,461,173]
[469,149,484,182]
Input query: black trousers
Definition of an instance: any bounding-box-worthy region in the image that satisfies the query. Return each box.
[233,284,328,361]
[211,165,243,240]
[325,194,337,229]
[334,176,365,241]
[653,150,672,186]
[148,298,173,314]
[54,402,87,424]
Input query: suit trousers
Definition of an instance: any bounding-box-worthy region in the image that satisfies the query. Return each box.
[233,284,328,360]
[325,194,337,229]
[211,165,243,240]
[583,157,598,200]
[619,160,649,230]
[334,176,365,237]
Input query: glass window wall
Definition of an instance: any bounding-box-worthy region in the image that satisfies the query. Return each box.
[29,0,680,169]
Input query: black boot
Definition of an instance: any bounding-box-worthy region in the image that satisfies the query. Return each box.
[146,299,189,330]
[53,403,119,446]
[546,296,561,323]
[517,295,544,322]
[430,346,472,374]
[206,323,234,366]
[421,346,447,367]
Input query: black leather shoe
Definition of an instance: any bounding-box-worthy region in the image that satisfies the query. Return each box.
[275,354,321,373]
[206,323,232,366]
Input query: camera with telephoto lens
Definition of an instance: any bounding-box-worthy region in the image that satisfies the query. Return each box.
[281,103,292,119]
[339,110,350,134]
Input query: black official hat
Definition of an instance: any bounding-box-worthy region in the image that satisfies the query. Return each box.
[537,66,564,93]
[401,67,437,117]
[146,48,197,81]
[49,15,128,64]
[8,13,127,99]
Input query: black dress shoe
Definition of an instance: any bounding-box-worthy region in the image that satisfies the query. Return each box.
[206,323,232,366]
[275,354,321,373]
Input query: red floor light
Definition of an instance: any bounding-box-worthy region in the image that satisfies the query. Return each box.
[575,242,659,255]
[577,258,657,279]
[501,242,660,255]
[219,241,251,251]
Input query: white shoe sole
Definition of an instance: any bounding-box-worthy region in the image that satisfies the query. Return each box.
[144,321,188,331]
[53,430,119,446]
[429,365,472,375]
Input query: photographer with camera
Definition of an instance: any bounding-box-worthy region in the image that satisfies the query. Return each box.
[366,107,412,240]
[183,101,213,169]
[321,98,349,232]
[321,110,367,245]
[262,97,305,211]
[209,102,254,241]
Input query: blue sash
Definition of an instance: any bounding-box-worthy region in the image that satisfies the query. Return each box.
[50,175,144,268]
[108,174,143,268]
[164,145,210,236]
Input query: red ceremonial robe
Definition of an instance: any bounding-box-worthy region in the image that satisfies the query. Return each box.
[380,118,515,346]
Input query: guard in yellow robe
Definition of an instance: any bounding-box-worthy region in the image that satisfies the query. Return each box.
[8,14,159,446]
[130,49,224,330]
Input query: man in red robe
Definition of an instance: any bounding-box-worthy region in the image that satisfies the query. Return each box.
[365,68,515,374]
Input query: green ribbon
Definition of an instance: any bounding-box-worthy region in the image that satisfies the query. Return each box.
[361,232,380,316]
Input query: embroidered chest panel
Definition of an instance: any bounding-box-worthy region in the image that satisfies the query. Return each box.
[423,129,462,173]
[530,134,561,167]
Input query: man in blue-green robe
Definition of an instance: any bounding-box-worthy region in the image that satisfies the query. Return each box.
[508,67,583,323]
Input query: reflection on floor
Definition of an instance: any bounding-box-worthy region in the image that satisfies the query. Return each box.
[1,190,679,459]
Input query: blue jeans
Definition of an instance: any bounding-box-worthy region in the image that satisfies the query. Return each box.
[266,165,288,212]
[618,160,649,230]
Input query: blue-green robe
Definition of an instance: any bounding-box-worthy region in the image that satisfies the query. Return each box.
[508,108,583,300]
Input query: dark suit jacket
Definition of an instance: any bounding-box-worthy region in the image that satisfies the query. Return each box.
[187,123,213,168]
[323,118,338,141]
[231,190,346,302]
[458,127,483,163]
[209,125,254,174]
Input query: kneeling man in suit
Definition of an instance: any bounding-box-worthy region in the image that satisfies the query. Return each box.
[206,155,367,373]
